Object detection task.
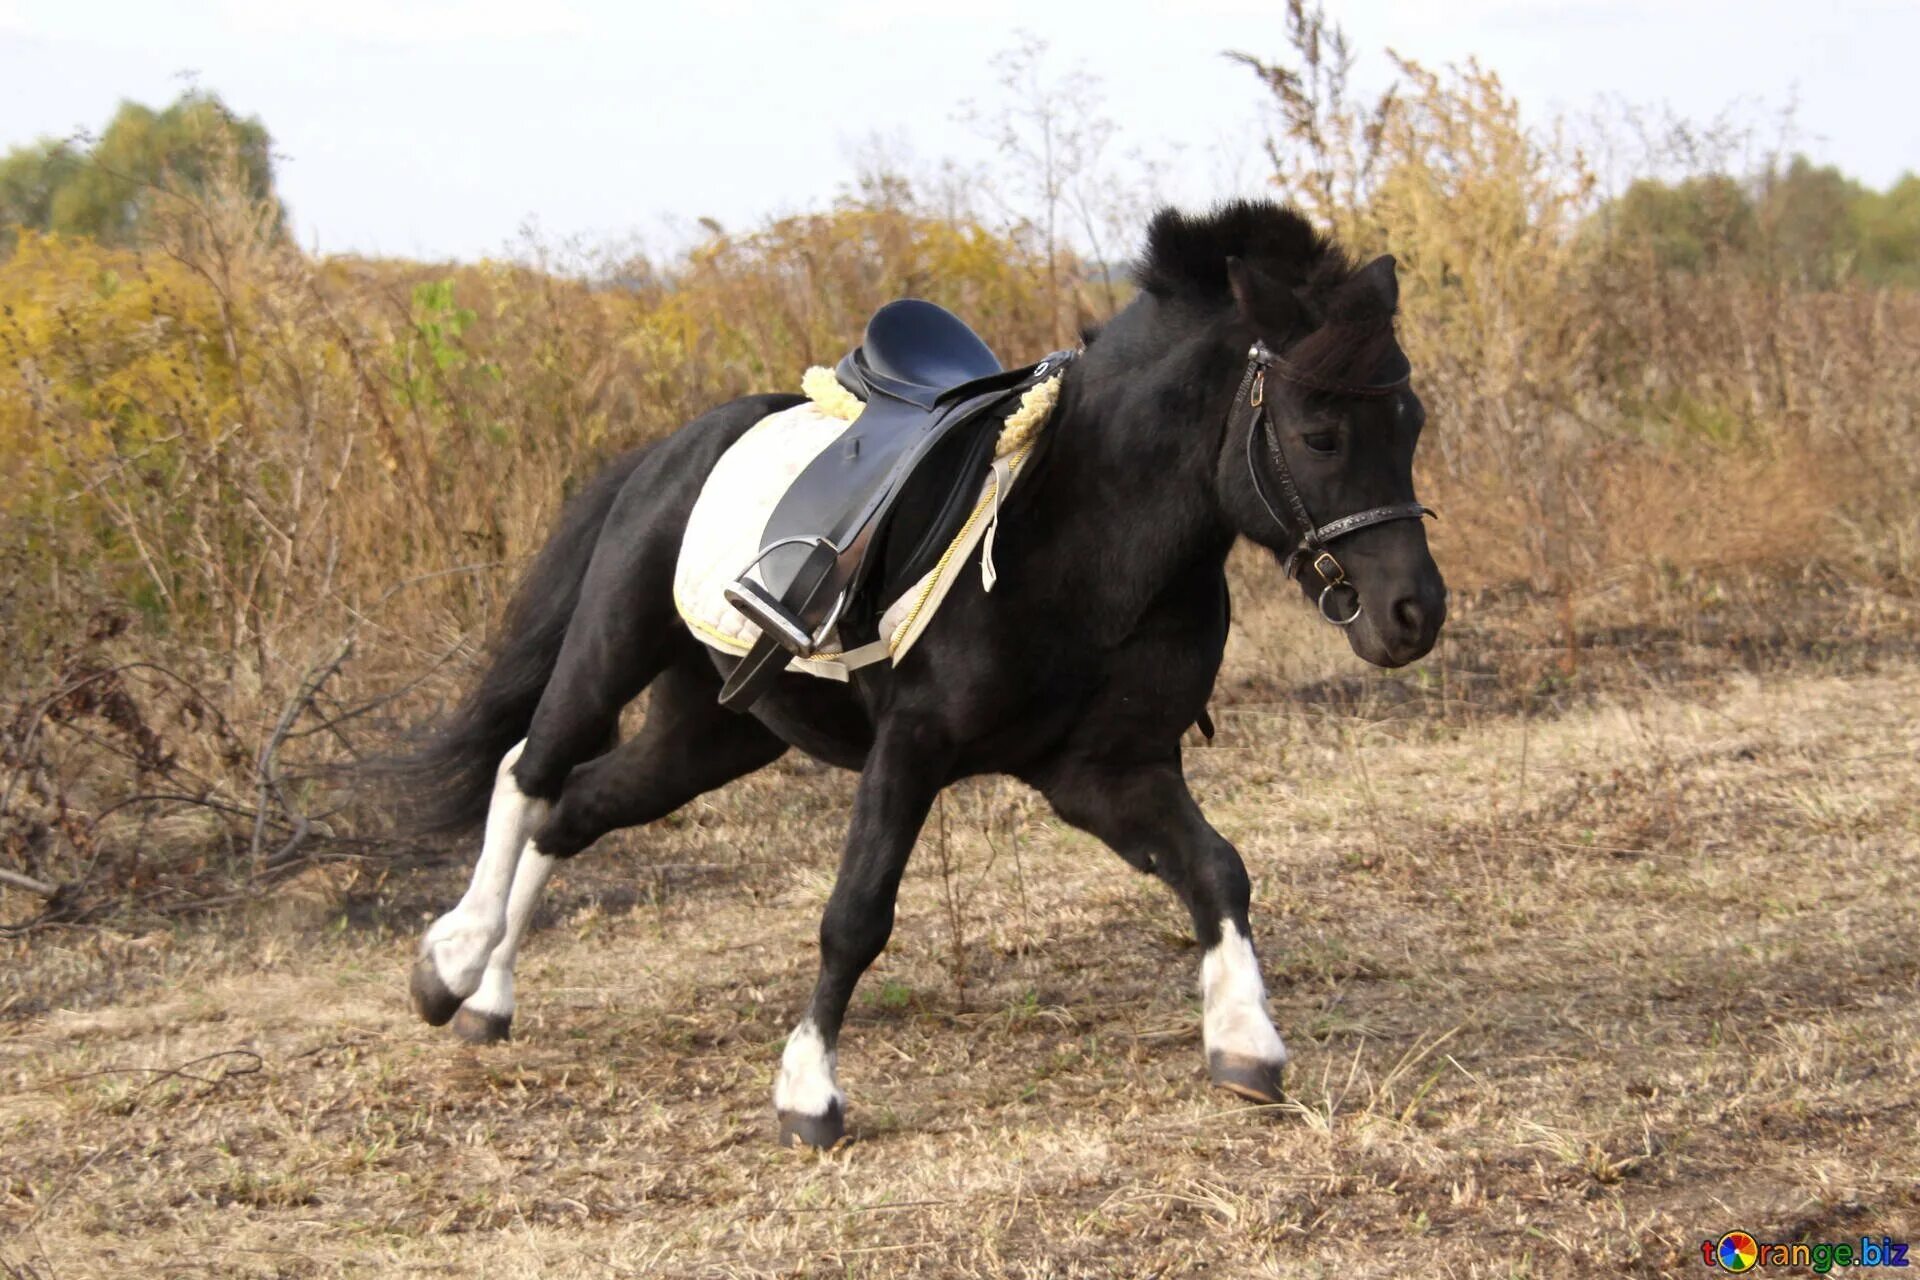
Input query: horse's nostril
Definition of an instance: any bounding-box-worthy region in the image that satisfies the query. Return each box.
[1393,597,1425,633]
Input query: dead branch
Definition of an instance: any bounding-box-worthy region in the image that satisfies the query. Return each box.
[0,867,61,899]
[35,1048,265,1094]
[251,639,352,873]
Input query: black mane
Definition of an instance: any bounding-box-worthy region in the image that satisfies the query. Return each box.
[1131,200,1402,389]
[1133,199,1354,302]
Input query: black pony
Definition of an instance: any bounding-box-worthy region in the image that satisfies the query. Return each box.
[403,200,1446,1148]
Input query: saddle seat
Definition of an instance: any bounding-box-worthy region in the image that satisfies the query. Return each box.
[719,299,1069,710]
[834,297,1003,407]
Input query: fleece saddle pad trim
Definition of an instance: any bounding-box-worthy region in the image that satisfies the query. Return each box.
[672,370,1059,681]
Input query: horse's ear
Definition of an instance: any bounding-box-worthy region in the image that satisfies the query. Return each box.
[1332,254,1399,319]
[1226,256,1259,325]
[1226,255,1308,332]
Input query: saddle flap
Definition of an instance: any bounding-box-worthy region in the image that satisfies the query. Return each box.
[754,381,1020,624]
[710,297,1073,707]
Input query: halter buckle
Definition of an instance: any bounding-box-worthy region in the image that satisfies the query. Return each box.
[1250,370,1265,409]
[1311,550,1346,585]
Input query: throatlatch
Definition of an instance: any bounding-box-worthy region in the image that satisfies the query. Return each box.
[1230,340,1433,626]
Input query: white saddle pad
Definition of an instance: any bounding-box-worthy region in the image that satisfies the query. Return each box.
[672,369,1060,681]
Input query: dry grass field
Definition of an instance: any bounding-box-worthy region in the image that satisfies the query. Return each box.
[5,574,1917,1278]
[5,24,1920,1275]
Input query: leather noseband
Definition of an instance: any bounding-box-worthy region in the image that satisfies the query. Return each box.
[1230,340,1433,627]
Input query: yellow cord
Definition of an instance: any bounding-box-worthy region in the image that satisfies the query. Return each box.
[887,443,1033,653]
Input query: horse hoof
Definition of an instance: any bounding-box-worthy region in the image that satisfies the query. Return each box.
[410,955,464,1027]
[450,1006,512,1045]
[1208,1050,1286,1105]
[777,1102,847,1150]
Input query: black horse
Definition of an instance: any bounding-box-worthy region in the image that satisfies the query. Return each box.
[403,200,1446,1148]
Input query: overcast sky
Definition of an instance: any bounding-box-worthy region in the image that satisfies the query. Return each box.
[0,0,1909,262]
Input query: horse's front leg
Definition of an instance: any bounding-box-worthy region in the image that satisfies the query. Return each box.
[775,720,948,1149]
[1035,756,1288,1103]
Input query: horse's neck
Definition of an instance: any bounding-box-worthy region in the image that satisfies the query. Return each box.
[1023,350,1235,627]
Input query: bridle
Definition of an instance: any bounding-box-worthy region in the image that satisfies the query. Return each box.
[1230,340,1434,627]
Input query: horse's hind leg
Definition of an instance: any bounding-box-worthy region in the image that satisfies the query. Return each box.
[445,651,788,1043]
[446,838,556,1043]
[411,737,552,1024]
[413,483,683,1026]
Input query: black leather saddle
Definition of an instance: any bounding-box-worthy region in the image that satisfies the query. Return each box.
[719,299,1071,711]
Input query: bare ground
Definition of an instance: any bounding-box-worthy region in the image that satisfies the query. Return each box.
[4,583,1919,1278]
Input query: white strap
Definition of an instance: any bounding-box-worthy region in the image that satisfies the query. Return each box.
[979,456,1014,592]
[834,638,892,670]
[780,636,889,682]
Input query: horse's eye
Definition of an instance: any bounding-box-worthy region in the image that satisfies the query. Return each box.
[1303,431,1339,456]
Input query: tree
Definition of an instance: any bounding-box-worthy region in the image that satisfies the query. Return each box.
[1756,155,1863,288]
[0,141,84,254]
[0,90,280,255]
[1593,158,1919,290]
[1849,172,1920,288]
[961,35,1149,338]
[1602,173,1756,271]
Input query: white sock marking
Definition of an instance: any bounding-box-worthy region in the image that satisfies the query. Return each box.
[420,741,550,1000]
[773,1019,843,1118]
[464,962,516,1021]
[1201,919,1288,1066]
[460,847,557,1019]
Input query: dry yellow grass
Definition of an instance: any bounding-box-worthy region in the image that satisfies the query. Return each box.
[4,584,1917,1278]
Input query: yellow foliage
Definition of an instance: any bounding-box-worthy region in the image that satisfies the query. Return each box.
[0,193,1055,666]
[625,204,1054,396]
[1,232,236,497]
[1364,59,1596,399]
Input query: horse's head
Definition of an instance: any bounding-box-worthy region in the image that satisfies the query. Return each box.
[1138,204,1445,668]
[1224,250,1444,667]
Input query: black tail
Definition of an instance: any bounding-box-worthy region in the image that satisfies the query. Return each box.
[395,444,654,835]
